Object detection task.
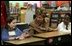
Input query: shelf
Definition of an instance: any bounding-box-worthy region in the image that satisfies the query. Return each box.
[52,10,71,13]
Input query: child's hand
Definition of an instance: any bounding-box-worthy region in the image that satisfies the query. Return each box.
[17,35,25,40]
[19,36,25,40]
[24,33,30,38]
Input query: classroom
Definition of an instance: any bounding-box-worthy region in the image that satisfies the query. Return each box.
[1,1,71,45]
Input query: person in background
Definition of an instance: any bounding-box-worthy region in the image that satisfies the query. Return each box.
[57,13,71,33]
[29,14,49,35]
[14,3,20,22]
[1,16,30,41]
[25,4,35,24]
[14,3,20,14]
[9,3,14,14]
[20,7,26,23]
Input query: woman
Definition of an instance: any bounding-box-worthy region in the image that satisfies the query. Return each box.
[1,16,30,41]
[29,14,49,35]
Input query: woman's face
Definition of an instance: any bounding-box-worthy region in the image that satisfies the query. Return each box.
[8,19,17,29]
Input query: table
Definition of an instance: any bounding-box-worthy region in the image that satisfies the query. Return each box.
[33,31,71,39]
[33,31,71,45]
[4,37,45,45]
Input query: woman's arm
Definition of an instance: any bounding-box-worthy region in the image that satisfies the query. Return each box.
[1,29,9,41]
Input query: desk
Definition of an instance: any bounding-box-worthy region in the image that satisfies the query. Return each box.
[4,37,45,45]
[33,31,71,45]
[33,31,71,39]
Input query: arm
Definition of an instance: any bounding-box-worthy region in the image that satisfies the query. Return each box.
[49,27,58,31]
[16,28,31,40]
[44,20,49,31]
[1,29,18,41]
[9,28,24,40]
[29,26,35,35]
[30,23,43,33]
[16,28,23,37]
[57,24,67,32]
[39,18,49,31]
[1,30,9,41]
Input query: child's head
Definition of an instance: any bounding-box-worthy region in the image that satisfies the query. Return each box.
[36,15,43,23]
[63,13,70,25]
[6,16,17,30]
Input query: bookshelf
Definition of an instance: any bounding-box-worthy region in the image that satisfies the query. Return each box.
[49,13,60,28]
[49,10,71,28]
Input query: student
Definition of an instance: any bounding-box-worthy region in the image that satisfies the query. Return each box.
[57,13,71,33]
[29,14,49,35]
[42,8,57,31]
[1,16,30,41]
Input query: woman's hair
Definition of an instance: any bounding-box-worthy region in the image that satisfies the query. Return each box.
[5,16,16,30]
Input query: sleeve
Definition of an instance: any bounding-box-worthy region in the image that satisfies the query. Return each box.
[16,28,23,37]
[45,18,50,31]
[1,29,9,41]
[29,26,34,35]
[69,23,71,31]
[68,23,71,33]
[29,21,43,33]
[57,24,67,32]
[57,23,71,33]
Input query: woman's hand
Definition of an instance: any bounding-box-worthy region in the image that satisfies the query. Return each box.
[23,32,31,38]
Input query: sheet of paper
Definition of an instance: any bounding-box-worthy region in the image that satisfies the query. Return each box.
[8,31,16,36]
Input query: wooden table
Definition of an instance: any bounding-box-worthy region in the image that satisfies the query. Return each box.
[33,31,71,45]
[33,31,71,39]
[4,37,45,45]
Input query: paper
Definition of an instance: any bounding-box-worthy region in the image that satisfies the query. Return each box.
[8,31,16,36]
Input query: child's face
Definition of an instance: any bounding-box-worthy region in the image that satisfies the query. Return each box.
[63,15,70,25]
[36,15,43,23]
[8,19,17,29]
